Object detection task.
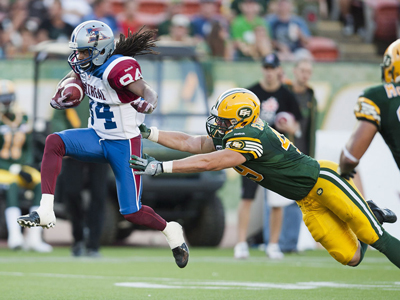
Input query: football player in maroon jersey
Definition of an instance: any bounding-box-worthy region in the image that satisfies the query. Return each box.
[17,20,188,268]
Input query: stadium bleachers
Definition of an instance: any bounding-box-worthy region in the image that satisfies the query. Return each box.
[363,0,399,52]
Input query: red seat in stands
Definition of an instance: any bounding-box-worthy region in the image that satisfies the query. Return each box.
[306,36,339,62]
[364,0,399,42]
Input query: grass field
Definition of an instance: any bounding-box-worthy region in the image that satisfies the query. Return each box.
[0,246,398,300]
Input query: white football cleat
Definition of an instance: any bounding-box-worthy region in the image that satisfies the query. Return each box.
[266,243,284,260]
[24,239,53,253]
[234,242,249,259]
[26,241,53,253]
[162,221,189,268]
[24,227,53,253]
[17,209,56,229]
[7,231,24,250]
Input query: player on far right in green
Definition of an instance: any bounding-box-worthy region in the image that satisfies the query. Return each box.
[340,39,400,220]
[131,87,399,268]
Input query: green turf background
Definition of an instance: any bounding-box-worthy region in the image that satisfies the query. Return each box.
[0,247,398,300]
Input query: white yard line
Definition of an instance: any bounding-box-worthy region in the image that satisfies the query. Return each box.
[0,271,399,291]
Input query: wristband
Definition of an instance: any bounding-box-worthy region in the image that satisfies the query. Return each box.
[148,126,159,142]
[342,147,359,163]
[162,161,173,173]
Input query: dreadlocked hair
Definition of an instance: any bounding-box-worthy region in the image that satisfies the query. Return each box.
[113,26,159,58]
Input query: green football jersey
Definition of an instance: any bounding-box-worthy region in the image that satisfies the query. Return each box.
[354,83,400,169]
[0,112,30,169]
[213,118,320,200]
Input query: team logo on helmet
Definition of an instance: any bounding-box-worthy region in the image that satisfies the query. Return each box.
[383,54,391,68]
[87,28,111,43]
[237,107,253,119]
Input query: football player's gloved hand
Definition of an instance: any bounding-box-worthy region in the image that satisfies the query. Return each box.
[139,123,151,139]
[131,98,154,114]
[50,86,75,110]
[129,153,163,176]
[340,169,356,180]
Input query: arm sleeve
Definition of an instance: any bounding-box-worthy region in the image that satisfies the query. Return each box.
[224,136,263,160]
[354,96,381,130]
[107,59,143,91]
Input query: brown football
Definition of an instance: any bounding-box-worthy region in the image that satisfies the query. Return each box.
[61,77,85,106]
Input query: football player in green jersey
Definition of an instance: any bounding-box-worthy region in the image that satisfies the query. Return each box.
[130,88,400,268]
[0,79,52,252]
[340,39,400,178]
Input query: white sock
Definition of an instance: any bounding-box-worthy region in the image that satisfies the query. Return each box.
[25,226,43,244]
[162,222,184,249]
[5,206,22,236]
[37,194,54,211]
[25,226,53,252]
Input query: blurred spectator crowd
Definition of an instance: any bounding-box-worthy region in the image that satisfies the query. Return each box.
[0,0,394,61]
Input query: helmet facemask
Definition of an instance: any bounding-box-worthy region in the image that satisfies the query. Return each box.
[68,48,99,74]
[206,114,238,139]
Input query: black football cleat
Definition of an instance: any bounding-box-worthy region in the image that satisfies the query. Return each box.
[17,211,56,229]
[367,200,397,225]
[172,243,189,268]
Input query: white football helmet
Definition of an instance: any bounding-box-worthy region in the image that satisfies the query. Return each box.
[68,20,115,73]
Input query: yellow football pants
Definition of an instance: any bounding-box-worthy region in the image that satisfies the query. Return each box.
[0,165,41,189]
[297,160,383,265]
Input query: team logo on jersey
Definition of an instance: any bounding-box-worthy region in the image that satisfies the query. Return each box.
[355,100,381,124]
[87,28,111,43]
[237,107,253,119]
[229,140,245,150]
[317,188,323,195]
[85,83,106,100]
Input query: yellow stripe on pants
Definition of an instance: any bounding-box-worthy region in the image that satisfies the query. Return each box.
[297,160,381,265]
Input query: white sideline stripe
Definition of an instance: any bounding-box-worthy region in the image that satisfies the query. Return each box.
[320,170,383,235]
[0,272,398,291]
[115,281,400,291]
[115,282,313,290]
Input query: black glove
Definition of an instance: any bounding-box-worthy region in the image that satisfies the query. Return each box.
[340,169,356,180]
[139,123,151,139]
